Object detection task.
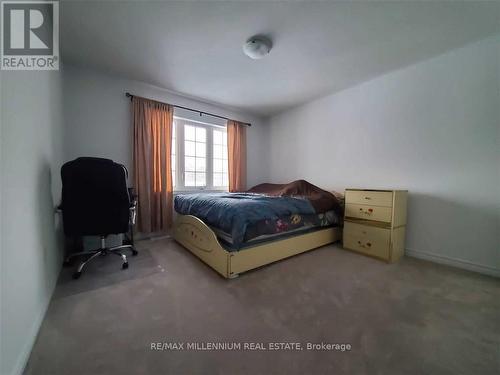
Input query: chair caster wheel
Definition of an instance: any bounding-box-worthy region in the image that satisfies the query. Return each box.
[132,250,138,256]
[122,262,129,270]
[72,271,81,279]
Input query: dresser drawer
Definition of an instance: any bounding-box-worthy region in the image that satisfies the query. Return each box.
[343,223,391,260]
[345,203,392,223]
[345,190,393,207]
[344,221,391,239]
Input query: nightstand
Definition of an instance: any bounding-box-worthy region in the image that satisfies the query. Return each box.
[343,189,408,262]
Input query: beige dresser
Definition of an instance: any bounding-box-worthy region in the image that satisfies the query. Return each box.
[343,189,408,262]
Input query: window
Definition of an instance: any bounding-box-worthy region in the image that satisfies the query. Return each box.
[184,125,207,187]
[171,117,229,191]
[212,129,228,187]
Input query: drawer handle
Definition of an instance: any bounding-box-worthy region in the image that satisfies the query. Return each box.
[360,209,373,215]
[364,197,371,200]
[357,240,372,249]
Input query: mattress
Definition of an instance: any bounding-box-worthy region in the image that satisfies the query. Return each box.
[175,192,318,249]
[174,182,342,250]
[211,210,340,251]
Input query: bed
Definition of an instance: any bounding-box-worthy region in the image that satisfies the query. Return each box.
[173,180,343,278]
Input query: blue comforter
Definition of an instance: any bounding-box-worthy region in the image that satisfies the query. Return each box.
[174,193,316,249]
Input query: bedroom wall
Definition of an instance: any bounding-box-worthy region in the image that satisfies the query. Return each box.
[267,36,500,276]
[63,65,269,188]
[0,69,65,375]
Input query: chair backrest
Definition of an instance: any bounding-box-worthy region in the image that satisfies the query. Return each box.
[61,157,131,236]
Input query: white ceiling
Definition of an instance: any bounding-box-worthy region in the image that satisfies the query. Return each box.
[61,0,500,117]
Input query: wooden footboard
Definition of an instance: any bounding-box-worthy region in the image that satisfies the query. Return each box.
[173,215,230,277]
[173,215,341,279]
[229,227,340,276]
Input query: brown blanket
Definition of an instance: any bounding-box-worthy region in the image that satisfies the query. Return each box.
[247,180,341,214]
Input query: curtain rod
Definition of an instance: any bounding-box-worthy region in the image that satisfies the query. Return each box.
[125,92,251,127]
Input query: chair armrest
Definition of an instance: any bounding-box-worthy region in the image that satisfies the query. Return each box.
[128,188,138,206]
[128,187,138,225]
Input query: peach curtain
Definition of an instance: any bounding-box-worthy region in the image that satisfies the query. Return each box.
[132,96,173,233]
[227,120,247,192]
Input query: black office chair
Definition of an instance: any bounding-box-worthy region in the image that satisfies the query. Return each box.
[60,157,138,279]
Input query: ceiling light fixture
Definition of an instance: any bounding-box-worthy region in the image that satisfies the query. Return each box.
[243,36,272,60]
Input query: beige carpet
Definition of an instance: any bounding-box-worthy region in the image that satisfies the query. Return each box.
[25,239,500,375]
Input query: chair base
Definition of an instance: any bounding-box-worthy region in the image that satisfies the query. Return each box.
[64,237,138,279]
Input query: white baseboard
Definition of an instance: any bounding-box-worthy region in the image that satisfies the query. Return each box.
[150,234,172,241]
[9,253,63,375]
[135,232,171,241]
[11,288,54,375]
[405,248,500,278]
